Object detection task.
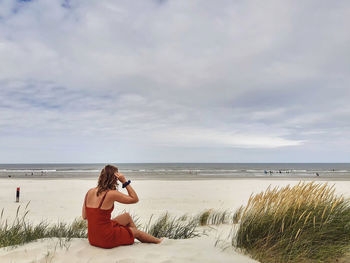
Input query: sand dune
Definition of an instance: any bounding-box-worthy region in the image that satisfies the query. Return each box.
[0,227,258,263]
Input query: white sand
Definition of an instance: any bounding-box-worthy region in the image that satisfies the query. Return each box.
[0,228,257,263]
[1,178,350,263]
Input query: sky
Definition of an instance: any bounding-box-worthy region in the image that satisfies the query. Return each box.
[0,0,349,163]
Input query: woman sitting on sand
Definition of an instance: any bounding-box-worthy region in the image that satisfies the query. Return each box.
[82,164,162,248]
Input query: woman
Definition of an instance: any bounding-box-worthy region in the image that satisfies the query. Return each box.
[82,164,162,248]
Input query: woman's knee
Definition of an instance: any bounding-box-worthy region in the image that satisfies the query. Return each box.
[124,212,133,222]
[124,212,131,219]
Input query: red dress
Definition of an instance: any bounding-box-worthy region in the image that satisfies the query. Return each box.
[85,190,134,248]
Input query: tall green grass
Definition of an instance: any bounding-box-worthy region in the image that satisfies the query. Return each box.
[233,182,350,263]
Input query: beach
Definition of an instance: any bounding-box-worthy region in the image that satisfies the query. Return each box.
[2,0,349,260]
[1,177,350,262]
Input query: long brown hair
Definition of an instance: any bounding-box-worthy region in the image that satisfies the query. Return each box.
[97,164,119,196]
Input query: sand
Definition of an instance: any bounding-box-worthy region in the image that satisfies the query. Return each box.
[0,229,257,263]
[1,178,350,262]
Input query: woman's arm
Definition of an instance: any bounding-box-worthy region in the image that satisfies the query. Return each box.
[111,173,139,204]
[124,183,139,202]
[82,191,88,220]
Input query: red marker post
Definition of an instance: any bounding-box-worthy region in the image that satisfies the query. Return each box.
[16,187,20,202]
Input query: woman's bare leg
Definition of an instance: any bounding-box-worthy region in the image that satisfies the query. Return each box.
[130,227,163,244]
[112,213,163,244]
[111,213,136,228]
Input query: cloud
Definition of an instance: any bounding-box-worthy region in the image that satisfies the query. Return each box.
[0,0,349,162]
[151,127,304,148]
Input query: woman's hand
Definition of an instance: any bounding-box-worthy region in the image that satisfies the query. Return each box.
[115,172,127,184]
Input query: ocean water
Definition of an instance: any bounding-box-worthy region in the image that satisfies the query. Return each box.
[0,163,349,180]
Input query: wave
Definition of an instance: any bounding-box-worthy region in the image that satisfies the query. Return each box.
[0,169,57,172]
[0,169,99,173]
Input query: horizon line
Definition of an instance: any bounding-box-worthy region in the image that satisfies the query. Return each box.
[0,162,349,165]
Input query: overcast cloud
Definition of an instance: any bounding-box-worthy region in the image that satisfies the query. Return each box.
[0,0,349,163]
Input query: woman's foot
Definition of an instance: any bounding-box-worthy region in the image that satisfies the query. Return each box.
[156,237,164,244]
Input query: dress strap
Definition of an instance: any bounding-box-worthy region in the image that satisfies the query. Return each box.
[98,191,109,208]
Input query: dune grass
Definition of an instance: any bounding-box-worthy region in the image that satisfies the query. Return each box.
[233,182,350,263]
[197,209,231,226]
[144,209,234,239]
[0,203,87,248]
[143,212,200,239]
[1,205,233,248]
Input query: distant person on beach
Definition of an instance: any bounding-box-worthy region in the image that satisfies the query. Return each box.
[82,164,162,248]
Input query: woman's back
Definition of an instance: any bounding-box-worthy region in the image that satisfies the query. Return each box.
[85,188,113,209]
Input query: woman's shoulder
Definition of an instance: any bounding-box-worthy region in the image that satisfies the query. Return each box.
[86,187,97,196]
[87,187,97,193]
[86,188,118,198]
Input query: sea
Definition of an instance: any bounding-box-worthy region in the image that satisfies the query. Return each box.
[0,163,349,180]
